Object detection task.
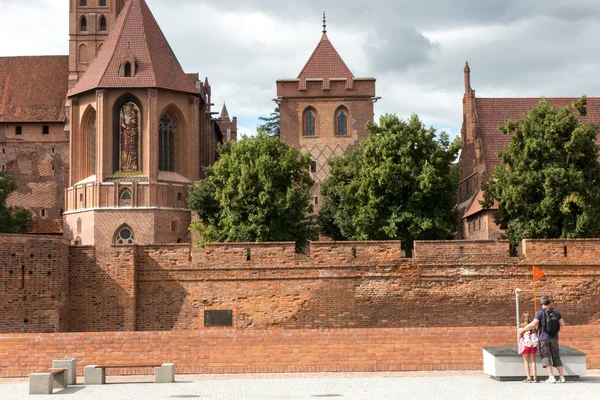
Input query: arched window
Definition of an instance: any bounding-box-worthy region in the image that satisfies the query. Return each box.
[41,209,46,218]
[115,226,135,245]
[77,218,82,234]
[100,0,106,6]
[80,0,87,6]
[90,117,96,174]
[80,16,87,32]
[120,189,132,202]
[124,62,132,77]
[79,44,88,64]
[99,16,107,31]
[159,113,175,172]
[337,109,347,136]
[305,110,315,137]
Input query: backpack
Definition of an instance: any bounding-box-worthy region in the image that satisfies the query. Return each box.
[542,308,561,336]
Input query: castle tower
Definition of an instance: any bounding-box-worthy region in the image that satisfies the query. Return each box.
[217,103,238,142]
[63,0,201,247]
[276,14,377,209]
[69,0,126,89]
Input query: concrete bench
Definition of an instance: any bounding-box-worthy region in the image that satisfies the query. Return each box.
[29,368,68,395]
[84,363,175,385]
[483,346,586,381]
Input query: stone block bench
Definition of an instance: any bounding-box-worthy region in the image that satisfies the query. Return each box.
[483,346,586,381]
[29,368,68,395]
[84,363,175,385]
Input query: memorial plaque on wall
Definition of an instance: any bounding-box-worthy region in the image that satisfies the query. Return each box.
[204,310,233,327]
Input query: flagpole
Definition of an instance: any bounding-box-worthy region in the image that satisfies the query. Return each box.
[515,288,521,345]
[533,265,537,313]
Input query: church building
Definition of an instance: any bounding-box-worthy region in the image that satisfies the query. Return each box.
[457,63,600,240]
[276,15,377,208]
[0,0,236,246]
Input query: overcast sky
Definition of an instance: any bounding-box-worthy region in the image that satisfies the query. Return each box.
[2,0,600,138]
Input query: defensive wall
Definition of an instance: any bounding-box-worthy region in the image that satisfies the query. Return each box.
[2,234,600,333]
[1,234,600,377]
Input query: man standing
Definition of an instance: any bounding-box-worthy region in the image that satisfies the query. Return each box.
[519,296,566,383]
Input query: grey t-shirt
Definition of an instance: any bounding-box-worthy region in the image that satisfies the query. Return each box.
[535,308,562,341]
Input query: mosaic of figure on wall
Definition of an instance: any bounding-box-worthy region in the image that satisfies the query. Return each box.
[120,102,140,172]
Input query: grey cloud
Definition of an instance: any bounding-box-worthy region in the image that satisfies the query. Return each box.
[364,25,439,72]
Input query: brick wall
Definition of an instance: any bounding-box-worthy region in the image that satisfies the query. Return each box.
[0,139,69,220]
[2,236,600,333]
[0,234,69,333]
[1,325,599,377]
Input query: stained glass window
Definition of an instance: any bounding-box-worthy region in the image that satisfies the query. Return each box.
[306,111,315,137]
[337,110,347,136]
[116,226,135,245]
[159,113,175,172]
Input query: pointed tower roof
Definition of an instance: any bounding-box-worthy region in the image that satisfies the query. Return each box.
[297,15,354,89]
[220,103,230,121]
[68,0,198,97]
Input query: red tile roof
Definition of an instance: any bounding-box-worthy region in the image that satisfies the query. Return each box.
[0,56,68,123]
[463,189,498,219]
[68,0,198,97]
[476,97,600,178]
[297,33,354,87]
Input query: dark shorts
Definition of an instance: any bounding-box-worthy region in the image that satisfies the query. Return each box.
[540,339,563,367]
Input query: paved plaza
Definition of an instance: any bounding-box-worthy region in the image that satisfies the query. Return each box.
[1,371,599,400]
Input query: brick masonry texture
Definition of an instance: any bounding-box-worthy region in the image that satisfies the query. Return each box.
[0,326,599,378]
[2,234,600,335]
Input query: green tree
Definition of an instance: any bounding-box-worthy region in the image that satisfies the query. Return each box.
[189,130,317,251]
[482,97,600,245]
[318,114,461,252]
[258,106,280,137]
[0,172,32,234]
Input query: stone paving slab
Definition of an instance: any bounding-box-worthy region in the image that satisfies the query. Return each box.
[1,371,599,400]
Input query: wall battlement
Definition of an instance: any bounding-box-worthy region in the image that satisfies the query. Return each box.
[1,234,599,333]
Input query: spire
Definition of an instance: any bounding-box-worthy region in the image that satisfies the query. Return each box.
[220,103,230,121]
[464,61,471,93]
[68,0,198,97]
[322,12,327,34]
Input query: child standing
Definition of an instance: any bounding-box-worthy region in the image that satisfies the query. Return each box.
[518,320,540,382]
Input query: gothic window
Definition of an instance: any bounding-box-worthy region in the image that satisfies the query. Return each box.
[115,226,135,245]
[80,0,87,6]
[99,16,107,31]
[310,161,317,173]
[159,113,175,172]
[314,197,319,205]
[41,209,46,218]
[124,62,132,77]
[120,189,132,202]
[305,110,315,137]
[79,44,88,64]
[337,110,347,136]
[90,117,96,174]
[100,0,106,6]
[81,16,87,32]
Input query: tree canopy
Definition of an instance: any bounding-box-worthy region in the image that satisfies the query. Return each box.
[482,97,600,245]
[0,172,32,234]
[258,106,280,137]
[189,130,316,251]
[318,113,461,251]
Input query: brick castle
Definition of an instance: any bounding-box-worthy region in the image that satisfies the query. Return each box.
[1,0,600,378]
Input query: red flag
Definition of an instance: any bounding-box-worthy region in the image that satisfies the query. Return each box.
[533,266,546,282]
